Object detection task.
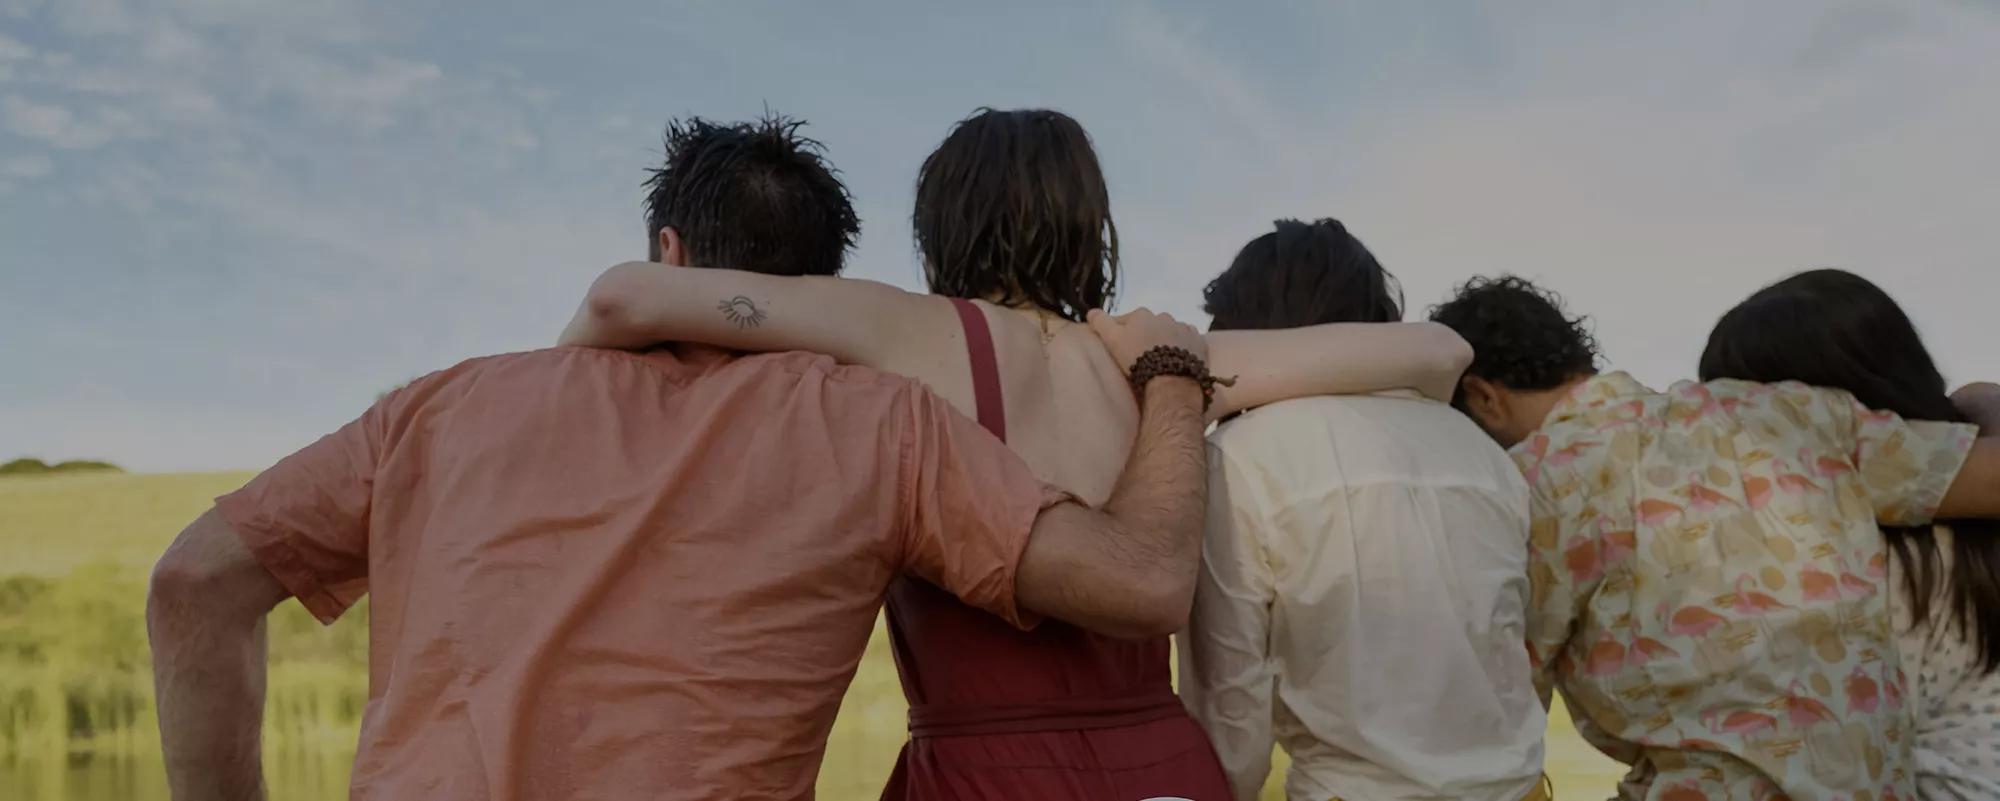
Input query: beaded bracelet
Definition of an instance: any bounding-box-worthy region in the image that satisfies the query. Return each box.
[1127,345,1236,413]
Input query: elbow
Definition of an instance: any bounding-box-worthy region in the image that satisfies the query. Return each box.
[1419,322,1474,401]
[1107,572,1197,639]
[148,543,220,611]
[1428,322,1475,378]
[1140,581,1197,638]
[580,263,651,329]
[147,524,243,625]
[146,550,207,630]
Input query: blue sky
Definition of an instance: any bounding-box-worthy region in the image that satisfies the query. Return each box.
[3,1,1997,472]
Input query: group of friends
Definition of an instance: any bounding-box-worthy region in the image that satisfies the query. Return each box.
[144,108,2000,801]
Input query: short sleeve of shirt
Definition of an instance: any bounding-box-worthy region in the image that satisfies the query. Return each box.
[1807,387,1979,526]
[895,383,1072,630]
[213,397,391,624]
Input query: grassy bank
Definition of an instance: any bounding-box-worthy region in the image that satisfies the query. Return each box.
[0,470,1624,799]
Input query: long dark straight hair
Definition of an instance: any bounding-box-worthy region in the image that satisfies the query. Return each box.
[1700,268,2000,672]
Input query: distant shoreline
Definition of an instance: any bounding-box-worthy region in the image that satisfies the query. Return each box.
[0,458,124,477]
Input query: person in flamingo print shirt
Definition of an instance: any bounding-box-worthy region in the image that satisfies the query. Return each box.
[1430,275,2000,801]
[1702,269,2000,801]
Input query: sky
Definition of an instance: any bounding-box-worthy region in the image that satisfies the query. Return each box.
[2,1,1997,473]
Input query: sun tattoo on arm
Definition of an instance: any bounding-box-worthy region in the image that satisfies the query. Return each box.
[717,295,768,329]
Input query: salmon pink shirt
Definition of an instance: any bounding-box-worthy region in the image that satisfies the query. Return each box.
[215,346,1067,801]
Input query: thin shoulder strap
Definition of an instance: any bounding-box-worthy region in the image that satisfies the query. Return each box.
[946,297,1007,442]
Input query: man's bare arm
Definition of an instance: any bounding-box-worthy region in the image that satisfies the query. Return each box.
[1012,307,1211,638]
[1016,377,1207,638]
[147,508,288,801]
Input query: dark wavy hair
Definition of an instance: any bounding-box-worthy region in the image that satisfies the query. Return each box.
[914,108,1118,321]
[644,114,859,277]
[1427,275,1601,408]
[1203,218,1402,330]
[1701,268,2000,673]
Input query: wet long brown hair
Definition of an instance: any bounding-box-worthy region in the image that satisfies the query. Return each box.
[913,108,1118,322]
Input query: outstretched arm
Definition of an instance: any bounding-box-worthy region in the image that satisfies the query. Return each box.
[559,261,952,368]
[1206,321,1474,412]
[566,262,1475,416]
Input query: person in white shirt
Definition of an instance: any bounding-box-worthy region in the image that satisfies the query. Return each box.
[1180,219,1548,801]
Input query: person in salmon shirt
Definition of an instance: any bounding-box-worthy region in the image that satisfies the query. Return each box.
[144,115,1223,801]
[1429,274,2000,801]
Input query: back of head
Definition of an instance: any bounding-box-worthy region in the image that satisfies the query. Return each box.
[1203,218,1402,330]
[1699,269,1951,417]
[1428,275,1601,408]
[644,115,860,277]
[914,107,1118,322]
[1702,268,2000,673]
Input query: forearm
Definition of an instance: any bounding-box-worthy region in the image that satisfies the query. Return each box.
[1206,321,1473,415]
[147,592,269,801]
[1014,377,1208,636]
[1097,377,1209,615]
[558,262,913,364]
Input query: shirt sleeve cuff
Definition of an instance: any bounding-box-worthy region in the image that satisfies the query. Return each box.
[990,483,1078,631]
[213,490,352,625]
[1900,422,1979,526]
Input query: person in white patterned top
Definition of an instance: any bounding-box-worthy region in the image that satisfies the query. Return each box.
[1701,269,2000,801]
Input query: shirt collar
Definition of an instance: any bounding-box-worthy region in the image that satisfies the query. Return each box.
[1540,371,1653,429]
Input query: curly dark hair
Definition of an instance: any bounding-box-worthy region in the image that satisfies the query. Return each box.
[1427,275,1600,405]
[643,114,860,277]
[914,108,1118,322]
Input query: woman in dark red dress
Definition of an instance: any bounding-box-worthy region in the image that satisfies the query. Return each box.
[562,108,1478,799]
[871,108,1230,800]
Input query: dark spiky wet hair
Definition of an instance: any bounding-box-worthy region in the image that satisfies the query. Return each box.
[643,114,859,277]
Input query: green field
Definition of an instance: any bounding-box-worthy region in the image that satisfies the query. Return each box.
[0,471,1625,799]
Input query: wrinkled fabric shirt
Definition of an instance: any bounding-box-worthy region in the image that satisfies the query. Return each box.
[216,346,1066,801]
[1181,393,1547,801]
[1514,372,1975,801]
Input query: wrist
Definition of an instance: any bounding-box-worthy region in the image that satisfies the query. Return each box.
[1139,374,1203,400]
[1126,345,1233,413]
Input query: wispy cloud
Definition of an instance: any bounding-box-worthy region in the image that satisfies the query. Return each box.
[1,152,51,177]
[0,94,142,148]
[2,0,1996,471]
[0,30,31,59]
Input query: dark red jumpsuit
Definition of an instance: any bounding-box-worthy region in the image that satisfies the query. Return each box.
[877,300,1231,801]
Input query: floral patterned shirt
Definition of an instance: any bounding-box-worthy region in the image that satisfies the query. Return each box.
[1513,372,1977,801]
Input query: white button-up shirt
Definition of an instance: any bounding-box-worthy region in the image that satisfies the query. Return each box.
[1180,393,1546,801]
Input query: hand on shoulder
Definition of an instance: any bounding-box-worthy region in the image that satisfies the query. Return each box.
[1085,307,1205,371]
